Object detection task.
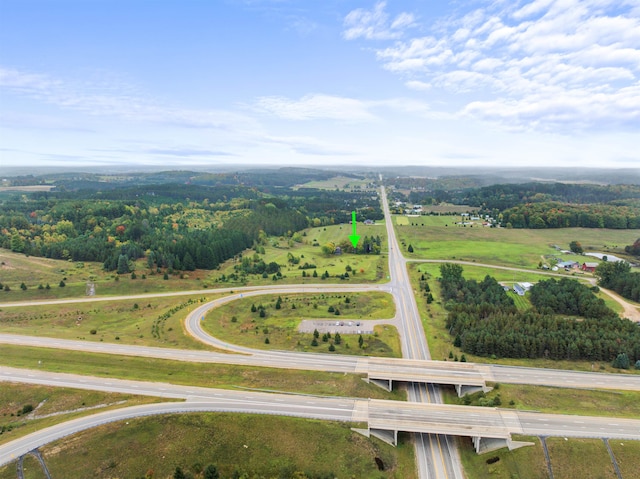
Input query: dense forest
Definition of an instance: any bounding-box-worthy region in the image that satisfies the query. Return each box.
[0,175,381,273]
[441,265,640,364]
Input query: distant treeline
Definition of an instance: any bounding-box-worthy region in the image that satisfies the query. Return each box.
[500,201,640,229]
[463,182,640,210]
[441,264,640,362]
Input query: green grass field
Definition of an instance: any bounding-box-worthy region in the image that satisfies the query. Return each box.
[0,413,416,479]
[457,436,548,479]
[546,438,617,478]
[0,294,224,349]
[0,249,221,300]
[202,292,401,356]
[0,383,166,447]
[444,384,640,418]
[394,215,639,269]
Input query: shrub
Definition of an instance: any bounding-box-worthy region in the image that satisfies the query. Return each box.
[612,353,630,369]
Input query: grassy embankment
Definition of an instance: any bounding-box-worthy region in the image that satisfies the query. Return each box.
[202,292,400,356]
[0,383,168,447]
[0,412,416,479]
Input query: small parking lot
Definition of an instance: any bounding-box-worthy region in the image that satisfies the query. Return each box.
[298,319,374,335]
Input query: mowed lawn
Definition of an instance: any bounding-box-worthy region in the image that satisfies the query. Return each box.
[394,215,639,269]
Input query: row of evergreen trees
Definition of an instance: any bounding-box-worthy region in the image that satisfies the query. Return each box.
[441,264,640,363]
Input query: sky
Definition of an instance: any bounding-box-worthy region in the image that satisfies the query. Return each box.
[0,0,639,170]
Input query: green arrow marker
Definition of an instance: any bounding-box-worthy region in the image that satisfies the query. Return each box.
[349,211,360,249]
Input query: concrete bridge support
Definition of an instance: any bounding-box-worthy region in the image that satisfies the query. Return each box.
[472,436,534,454]
[455,383,492,397]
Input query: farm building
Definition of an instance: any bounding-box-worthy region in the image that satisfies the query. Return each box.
[513,282,533,296]
[582,262,599,272]
[557,261,579,269]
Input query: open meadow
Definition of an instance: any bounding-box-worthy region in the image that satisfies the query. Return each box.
[393,215,640,269]
[0,413,416,479]
[0,249,215,300]
[0,222,388,301]
[209,222,389,286]
[0,293,220,349]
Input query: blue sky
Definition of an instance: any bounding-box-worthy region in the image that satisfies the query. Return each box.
[1,0,639,169]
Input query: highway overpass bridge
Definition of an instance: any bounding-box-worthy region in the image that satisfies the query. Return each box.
[359,357,493,396]
[2,366,640,462]
[3,334,640,396]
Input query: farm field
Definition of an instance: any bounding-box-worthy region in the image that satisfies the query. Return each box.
[0,413,416,479]
[202,292,401,356]
[293,175,375,191]
[393,215,640,269]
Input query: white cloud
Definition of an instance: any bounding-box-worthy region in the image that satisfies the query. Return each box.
[343,1,416,40]
[254,93,433,121]
[405,80,432,91]
[349,0,640,132]
[0,67,258,131]
[255,94,377,121]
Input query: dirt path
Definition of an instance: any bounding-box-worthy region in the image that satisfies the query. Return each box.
[599,287,640,322]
